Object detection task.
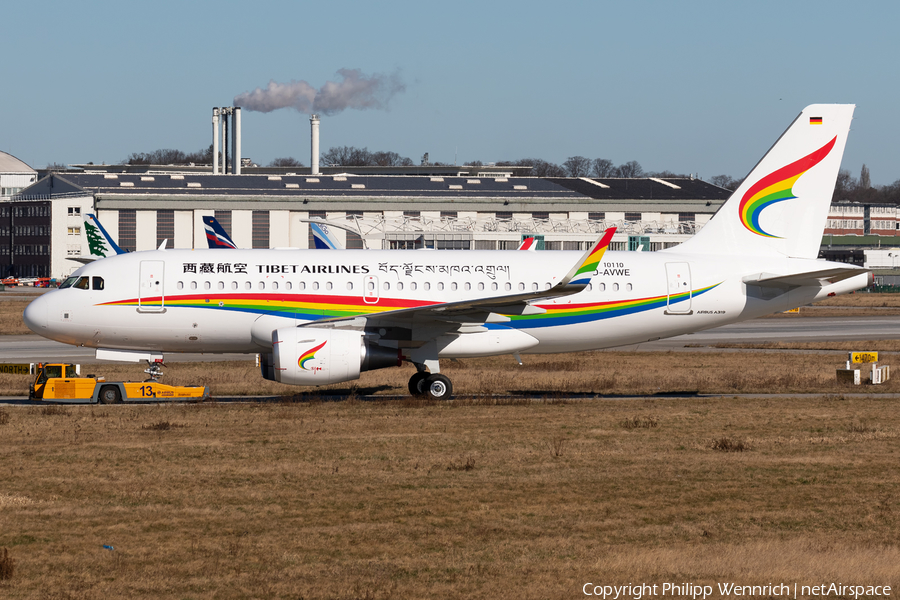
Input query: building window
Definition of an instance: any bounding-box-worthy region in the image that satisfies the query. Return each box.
[67,206,81,217]
[678,213,695,222]
[157,209,174,247]
[495,211,512,220]
[119,209,136,251]
[625,212,641,222]
[214,210,232,239]
[252,210,269,249]
[346,210,364,249]
[532,212,549,220]
[589,212,605,221]
[67,227,81,236]
[403,211,420,218]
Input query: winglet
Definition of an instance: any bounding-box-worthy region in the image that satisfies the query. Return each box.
[563,227,616,287]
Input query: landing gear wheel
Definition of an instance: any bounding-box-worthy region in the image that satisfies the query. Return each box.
[408,372,429,396]
[425,374,453,401]
[99,385,121,404]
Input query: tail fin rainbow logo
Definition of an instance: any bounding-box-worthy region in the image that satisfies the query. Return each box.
[738,136,836,238]
[298,341,327,371]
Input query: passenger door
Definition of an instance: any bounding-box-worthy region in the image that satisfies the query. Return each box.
[665,262,692,314]
[139,260,165,312]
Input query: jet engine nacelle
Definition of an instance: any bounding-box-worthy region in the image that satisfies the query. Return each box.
[272,327,401,386]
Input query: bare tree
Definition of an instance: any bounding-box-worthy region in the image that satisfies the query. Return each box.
[592,158,615,177]
[615,160,644,178]
[563,156,592,177]
[710,174,741,191]
[269,157,304,167]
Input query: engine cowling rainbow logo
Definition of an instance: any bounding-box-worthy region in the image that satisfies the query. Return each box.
[298,341,327,371]
[739,136,836,238]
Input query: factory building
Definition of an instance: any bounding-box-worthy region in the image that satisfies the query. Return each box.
[15,170,730,279]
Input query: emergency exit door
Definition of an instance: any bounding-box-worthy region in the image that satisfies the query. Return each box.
[665,262,692,314]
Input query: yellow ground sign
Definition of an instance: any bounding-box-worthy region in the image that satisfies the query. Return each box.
[850,352,878,364]
[783,307,800,314]
[0,364,31,375]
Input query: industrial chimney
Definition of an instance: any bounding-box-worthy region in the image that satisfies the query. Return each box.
[232,107,241,175]
[211,106,242,174]
[212,108,220,174]
[310,114,320,175]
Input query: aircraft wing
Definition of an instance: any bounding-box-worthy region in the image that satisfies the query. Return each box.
[743,266,869,288]
[303,228,616,330]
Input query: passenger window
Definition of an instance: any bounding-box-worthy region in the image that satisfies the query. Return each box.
[586,283,593,291]
[218,281,225,290]
[231,281,238,290]
[92,277,104,290]
[491,282,498,291]
[437,282,444,291]
[190,281,198,290]
[244,282,251,290]
[326,282,333,290]
[272,281,279,290]
[410,282,417,291]
[424,282,431,291]
[478,282,484,291]
[177,281,184,290]
[346,282,353,291]
[532,283,538,291]
[465,282,471,291]
[312,282,319,291]
[505,283,512,291]
[258,282,265,290]
[600,283,606,292]
[204,281,211,290]
[383,282,390,291]
[299,282,306,290]
[626,283,633,291]
[286,282,293,291]
[451,282,457,291]
[397,282,403,291]
[613,283,619,291]
[518,283,525,291]
[367,281,375,291]
[545,283,551,290]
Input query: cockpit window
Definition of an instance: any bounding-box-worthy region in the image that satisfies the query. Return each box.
[73,277,90,290]
[59,277,78,289]
[92,277,104,291]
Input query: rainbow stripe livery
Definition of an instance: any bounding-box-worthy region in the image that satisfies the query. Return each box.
[299,341,327,370]
[738,136,836,238]
[570,228,616,285]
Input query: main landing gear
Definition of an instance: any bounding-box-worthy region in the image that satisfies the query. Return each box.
[408,370,453,401]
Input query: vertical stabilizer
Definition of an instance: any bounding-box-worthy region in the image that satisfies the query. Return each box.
[84,214,124,258]
[675,104,854,259]
[202,216,238,249]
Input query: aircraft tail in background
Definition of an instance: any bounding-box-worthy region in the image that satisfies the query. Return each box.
[202,216,238,249]
[310,218,344,250]
[82,214,124,260]
[673,104,854,260]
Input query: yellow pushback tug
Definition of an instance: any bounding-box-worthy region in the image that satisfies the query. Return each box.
[28,362,209,403]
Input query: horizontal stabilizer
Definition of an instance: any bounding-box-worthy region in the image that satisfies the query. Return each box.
[743,267,869,288]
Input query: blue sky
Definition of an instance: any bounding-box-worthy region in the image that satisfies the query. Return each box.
[3,0,897,184]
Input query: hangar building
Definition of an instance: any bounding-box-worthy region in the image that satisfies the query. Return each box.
[10,170,730,279]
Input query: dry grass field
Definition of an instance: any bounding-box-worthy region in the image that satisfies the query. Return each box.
[1,396,899,599]
[2,348,900,398]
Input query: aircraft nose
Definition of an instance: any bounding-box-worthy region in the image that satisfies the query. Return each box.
[23,296,48,333]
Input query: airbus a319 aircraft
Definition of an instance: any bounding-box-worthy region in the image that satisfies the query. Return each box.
[24,105,868,400]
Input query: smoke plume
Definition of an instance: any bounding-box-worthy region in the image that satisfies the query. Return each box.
[234,69,405,116]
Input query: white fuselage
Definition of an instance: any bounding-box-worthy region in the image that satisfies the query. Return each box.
[23,247,867,357]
